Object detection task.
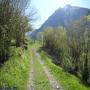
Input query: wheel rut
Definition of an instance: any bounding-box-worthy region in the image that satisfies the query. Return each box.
[28,57,35,90]
[34,48,63,90]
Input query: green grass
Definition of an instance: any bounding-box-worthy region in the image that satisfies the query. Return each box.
[33,51,52,90]
[39,50,90,90]
[0,44,31,90]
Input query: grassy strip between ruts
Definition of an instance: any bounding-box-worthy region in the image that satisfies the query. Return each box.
[39,49,90,90]
[33,49,52,90]
[0,43,32,90]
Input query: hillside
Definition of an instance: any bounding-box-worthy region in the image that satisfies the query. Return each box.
[39,5,90,31]
[30,5,90,38]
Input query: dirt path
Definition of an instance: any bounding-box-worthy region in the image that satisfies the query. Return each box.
[27,58,35,90]
[34,48,63,90]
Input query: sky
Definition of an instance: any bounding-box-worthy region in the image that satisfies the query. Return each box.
[29,0,90,29]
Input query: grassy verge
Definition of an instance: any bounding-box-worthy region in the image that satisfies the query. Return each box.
[39,50,90,90]
[0,43,31,90]
[33,50,52,90]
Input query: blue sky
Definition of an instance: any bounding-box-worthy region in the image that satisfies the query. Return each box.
[29,0,90,29]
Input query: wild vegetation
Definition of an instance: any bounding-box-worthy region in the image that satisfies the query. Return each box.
[0,0,32,64]
[39,49,90,90]
[0,42,31,90]
[42,16,90,84]
[0,0,90,89]
[0,0,33,89]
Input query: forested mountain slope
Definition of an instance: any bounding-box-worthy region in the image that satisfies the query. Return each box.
[31,5,90,38]
[39,5,90,31]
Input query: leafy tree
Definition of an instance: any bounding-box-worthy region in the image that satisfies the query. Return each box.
[0,0,32,63]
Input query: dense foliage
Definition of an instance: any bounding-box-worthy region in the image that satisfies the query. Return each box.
[42,16,90,84]
[0,0,32,64]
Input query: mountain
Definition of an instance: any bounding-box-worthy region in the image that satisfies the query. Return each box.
[31,5,90,38]
[39,5,90,31]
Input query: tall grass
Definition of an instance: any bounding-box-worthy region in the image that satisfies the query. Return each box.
[39,50,90,90]
[0,45,31,90]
